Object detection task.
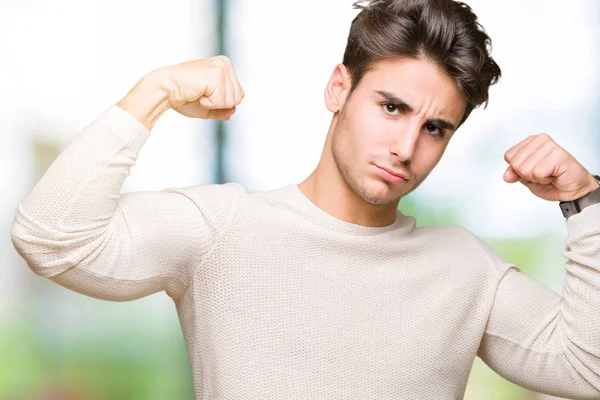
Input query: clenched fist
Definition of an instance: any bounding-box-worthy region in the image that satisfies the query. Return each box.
[503,133,599,202]
[117,55,245,130]
[152,56,245,120]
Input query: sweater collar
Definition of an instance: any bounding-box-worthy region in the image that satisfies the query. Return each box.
[281,183,412,236]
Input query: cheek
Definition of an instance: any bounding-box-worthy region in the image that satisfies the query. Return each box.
[413,144,447,174]
[339,113,367,152]
[349,106,391,148]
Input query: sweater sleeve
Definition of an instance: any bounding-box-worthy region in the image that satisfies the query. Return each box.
[476,203,600,399]
[10,105,245,302]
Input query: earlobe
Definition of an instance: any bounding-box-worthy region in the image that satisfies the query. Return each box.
[324,64,352,113]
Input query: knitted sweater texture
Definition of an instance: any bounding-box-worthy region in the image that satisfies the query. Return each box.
[11,105,600,399]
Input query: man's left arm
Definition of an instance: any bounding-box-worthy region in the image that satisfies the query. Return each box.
[477,134,600,399]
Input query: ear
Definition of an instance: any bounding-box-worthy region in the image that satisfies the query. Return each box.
[324,63,352,113]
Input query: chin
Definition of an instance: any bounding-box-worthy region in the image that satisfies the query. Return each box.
[356,179,399,207]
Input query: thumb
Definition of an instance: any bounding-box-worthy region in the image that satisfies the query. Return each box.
[503,166,520,183]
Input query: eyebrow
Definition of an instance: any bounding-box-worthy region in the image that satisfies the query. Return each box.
[375,90,458,132]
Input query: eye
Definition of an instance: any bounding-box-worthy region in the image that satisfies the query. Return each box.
[425,123,443,137]
[382,104,400,116]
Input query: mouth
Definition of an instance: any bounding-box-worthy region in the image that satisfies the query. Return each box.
[374,164,408,183]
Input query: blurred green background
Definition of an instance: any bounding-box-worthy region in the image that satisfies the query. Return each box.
[1,0,598,399]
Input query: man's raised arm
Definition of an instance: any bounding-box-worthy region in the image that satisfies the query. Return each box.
[477,134,600,399]
[11,56,246,301]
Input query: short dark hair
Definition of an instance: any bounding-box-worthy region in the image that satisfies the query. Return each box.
[342,0,501,126]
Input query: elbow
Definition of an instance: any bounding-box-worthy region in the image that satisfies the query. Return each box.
[559,341,600,400]
[11,213,37,274]
[12,221,64,278]
[11,207,78,278]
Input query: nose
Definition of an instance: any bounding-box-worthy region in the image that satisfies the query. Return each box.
[389,122,420,162]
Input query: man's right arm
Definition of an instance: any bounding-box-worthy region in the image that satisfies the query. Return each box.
[10,57,246,301]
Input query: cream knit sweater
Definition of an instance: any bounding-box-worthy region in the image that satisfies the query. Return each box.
[11,105,600,399]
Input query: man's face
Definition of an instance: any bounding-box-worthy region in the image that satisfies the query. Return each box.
[330,57,467,206]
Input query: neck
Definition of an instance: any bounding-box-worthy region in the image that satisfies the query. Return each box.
[298,117,399,228]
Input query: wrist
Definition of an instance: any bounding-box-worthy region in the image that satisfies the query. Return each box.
[116,70,171,131]
[560,175,600,218]
[586,174,600,195]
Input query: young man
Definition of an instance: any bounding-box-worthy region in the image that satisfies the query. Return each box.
[11,0,600,398]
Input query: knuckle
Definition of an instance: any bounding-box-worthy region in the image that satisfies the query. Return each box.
[540,140,555,152]
[538,133,552,141]
[215,55,231,66]
[211,58,228,69]
[207,65,223,77]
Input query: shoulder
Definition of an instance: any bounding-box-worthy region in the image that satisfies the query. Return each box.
[414,224,519,278]
[160,182,249,225]
[162,182,249,205]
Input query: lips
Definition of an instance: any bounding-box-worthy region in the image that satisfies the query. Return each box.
[376,165,408,181]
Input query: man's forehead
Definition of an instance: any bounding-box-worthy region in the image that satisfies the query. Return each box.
[364,57,458,86]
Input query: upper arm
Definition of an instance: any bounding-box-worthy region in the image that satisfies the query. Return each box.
[13,183,246,301]
[477,268,600,398]
[50,188,210,301]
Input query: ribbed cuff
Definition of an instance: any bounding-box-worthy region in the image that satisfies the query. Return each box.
[566,203,600,239]
[95,104,151,153]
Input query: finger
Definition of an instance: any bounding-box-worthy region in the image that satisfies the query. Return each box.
[177,101,211,119]
[176,101,234,120]
[516,140,555,183]
[221,67,231,109]
[221,58,236,103]
[504,135,537,163]
[208,107,236,121]
[226,61,245,105]
[531,147,566,183]
[198,78,218,108]
[224,70,236,109]
[218,56,235,109]
[199,71,228,109]
[507,134,552,172]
